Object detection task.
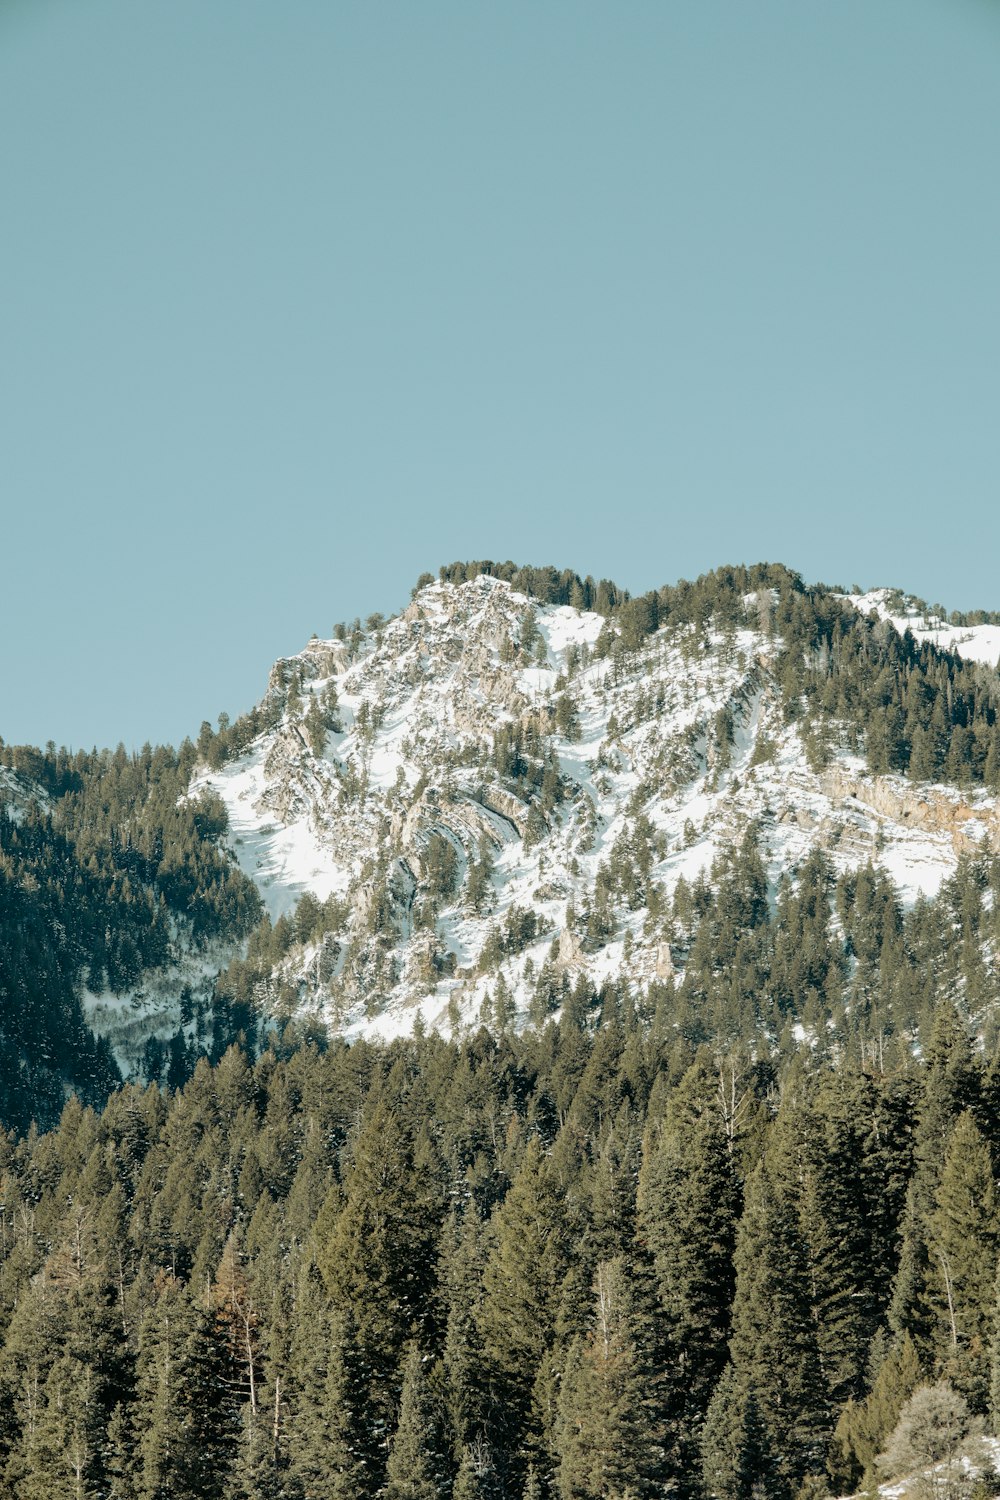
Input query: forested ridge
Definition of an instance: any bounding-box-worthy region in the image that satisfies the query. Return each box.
[434,561,1000,788]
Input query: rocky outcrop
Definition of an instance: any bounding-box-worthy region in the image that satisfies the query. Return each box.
[401,786,524,866]
[557,926,584,969]
[655,941,675,980]
[261,726,318,822]
[267,639,346,696]
[822,767,1000,855]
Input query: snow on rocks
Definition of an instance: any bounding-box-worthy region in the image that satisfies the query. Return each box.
[162,574,1000,1045]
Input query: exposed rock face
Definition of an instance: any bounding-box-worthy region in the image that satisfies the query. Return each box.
[557,926,584,969]
[823,767,1000,855]
[475,787,535,841]
[267,639,346,696]
[401,789,518,862]
[655,941,675,981]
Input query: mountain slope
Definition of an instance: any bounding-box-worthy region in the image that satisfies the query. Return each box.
[188,566,1000,1049]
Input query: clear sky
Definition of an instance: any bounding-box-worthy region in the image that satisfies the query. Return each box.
[2,0,999,751]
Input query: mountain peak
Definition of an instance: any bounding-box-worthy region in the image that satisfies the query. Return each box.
[174,564,1000,1054]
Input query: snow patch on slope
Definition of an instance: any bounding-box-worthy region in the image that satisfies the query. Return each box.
[846,589,1000,669]
[192,746,348,922]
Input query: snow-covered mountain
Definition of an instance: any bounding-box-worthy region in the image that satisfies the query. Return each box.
[120,570,998,1057]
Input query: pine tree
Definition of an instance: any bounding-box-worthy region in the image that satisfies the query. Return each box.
[988,1261,1000,1433]
[478,1138,573,1463]
[830,1335,923,1493]
[283,1263,333,1497]
[209,1230,264,1436]
[914,1004,979,1201]
[521,1465,543,1500]
[928,1112,1000,1406]
[440,1209,490,1458]
[700,1363,770,1500]
[135,1272,233,1500]
[585,1107,641,1261]
[452,1441,498,1500]
[794,1076,883,1409]
[554,1258,664,1499]
[315,1098,440,1444]
[21,1352,104,1500]
[636,1058,740,1486]
[320,1308,382,1500]
[726,1159,828,1496]
[384,1344,446,1500]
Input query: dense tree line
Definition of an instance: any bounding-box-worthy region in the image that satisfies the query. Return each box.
[0,808,120,1131]
[1,1003,1000,1498]
[434,562,629,619]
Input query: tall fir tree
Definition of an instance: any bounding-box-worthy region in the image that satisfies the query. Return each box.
[554,1257,664,1499]
[636,1055,740,1488]
[315,1097,440,1446]
[726,1158,828,1496]
[927,1111,1000,1408]
[384,1344,447,1500]
[700,1363,770,1500]
[478,1137,574,1478]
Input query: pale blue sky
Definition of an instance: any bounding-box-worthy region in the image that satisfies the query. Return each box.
[2,0,999,750]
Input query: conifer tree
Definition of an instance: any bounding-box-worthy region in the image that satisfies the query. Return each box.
[135,1273,233,1500]
[21,1353,103,1500]
[890,1185,937,1359]
[636,1054,740,1483]
[830,1335,923,1492]
[928,1112,1000,1406]
[385,1344,446,1500]
[584,1108,641,1261]
[793,1076,884,1409]
[478,1138,573,1465]
[914,1004,979,1202]
[304,1306,381,1500]
[104,1403,139,1500]
[315,1098,440,1441]
[520,1466,543,1500]
[440,1209,490,1459]
[283,1263,333,1496]
[726,1159,827,1495]
[554,1258,664,1499]
[988,1263,1000,1434]
[700,1363,769,1500]
[452,1440,499,1500]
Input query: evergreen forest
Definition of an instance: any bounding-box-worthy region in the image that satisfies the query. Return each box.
[2,1001,1000,1498]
